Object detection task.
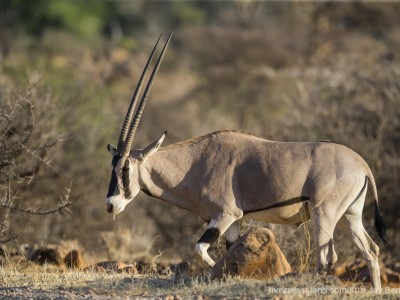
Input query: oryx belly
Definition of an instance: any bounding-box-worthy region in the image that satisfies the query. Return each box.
[243,201,310,224]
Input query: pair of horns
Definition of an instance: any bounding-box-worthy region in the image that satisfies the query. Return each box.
[117,33,172,159]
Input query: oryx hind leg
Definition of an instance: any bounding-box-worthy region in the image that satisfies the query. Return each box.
[340,189,381,290]
[311,208,338,275]
[195,212,241,267]
[328,239,338,268]
[311,176,370,275]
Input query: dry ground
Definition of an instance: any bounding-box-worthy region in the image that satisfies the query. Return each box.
[0,265,399,299]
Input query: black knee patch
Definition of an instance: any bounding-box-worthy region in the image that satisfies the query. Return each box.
[226,240,234,250]
[197,228,220,244]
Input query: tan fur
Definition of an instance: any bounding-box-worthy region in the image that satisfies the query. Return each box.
[159,130,260,152]
[106,130,383,290]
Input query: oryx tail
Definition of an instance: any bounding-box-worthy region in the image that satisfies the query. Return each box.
[366,168,389,247]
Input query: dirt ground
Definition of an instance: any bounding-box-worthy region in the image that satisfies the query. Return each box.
[1,266,400,299]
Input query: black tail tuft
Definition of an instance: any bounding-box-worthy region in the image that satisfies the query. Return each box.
[374,202,389,247]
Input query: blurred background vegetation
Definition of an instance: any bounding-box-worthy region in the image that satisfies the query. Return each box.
[0,0,399,270]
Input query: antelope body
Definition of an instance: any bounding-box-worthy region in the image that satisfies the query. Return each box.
[105,34,388,290]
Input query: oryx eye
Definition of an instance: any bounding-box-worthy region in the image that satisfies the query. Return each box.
[122,160,129,172]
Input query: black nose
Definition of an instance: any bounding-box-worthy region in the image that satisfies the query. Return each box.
[106,203,113,213]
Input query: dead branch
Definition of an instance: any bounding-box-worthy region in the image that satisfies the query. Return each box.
[0,234,19,245]
[0,199,76,216]
[0,181,75,217]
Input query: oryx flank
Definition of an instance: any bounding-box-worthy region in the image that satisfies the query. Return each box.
[105,34,388,290]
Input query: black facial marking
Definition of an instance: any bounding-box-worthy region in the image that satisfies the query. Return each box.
[122,160,131,198]
[107,170,120,198]
[198,228,220,244]
[106,156,121,198]
[111,155,120,168]
[141,186,153,197]
[243,196,310,214]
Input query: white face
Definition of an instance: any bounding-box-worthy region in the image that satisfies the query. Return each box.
[105,153,141,216]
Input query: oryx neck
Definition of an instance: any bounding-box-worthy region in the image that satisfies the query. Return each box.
[137,152,185,199]
[138,160,154,197]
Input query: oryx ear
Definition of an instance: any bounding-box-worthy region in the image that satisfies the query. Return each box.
[107,144,117,156]
[139,131,167,162]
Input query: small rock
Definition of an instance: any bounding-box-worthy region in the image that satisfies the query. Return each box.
[335,259,400,285]
[84,260,137,274]
[392,262,400,273]
[171,262,189,275]
[381,268,400,285]
[135,259,170,274]
[121,266,138,274]
[333,263,347,276]
[30,247,63,267]
[64,250,86,269]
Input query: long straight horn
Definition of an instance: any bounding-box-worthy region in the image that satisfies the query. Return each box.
[116,34,163,152]
[121,32,172,158]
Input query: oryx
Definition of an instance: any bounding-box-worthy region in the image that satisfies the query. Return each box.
[105,34,388,290]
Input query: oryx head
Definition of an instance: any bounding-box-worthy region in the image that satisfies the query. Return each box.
[105,33,171,217]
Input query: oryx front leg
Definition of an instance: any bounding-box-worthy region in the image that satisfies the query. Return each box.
[195,213,239,267]
[224,221,240,250]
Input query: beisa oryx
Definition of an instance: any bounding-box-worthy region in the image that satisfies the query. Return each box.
[105,34,389,290]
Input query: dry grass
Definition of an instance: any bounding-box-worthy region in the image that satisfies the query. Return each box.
[295,221,313,274]
[0,260,399,299]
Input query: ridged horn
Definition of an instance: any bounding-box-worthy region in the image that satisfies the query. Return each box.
[121,32,172,159]
[116,33,163,152]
